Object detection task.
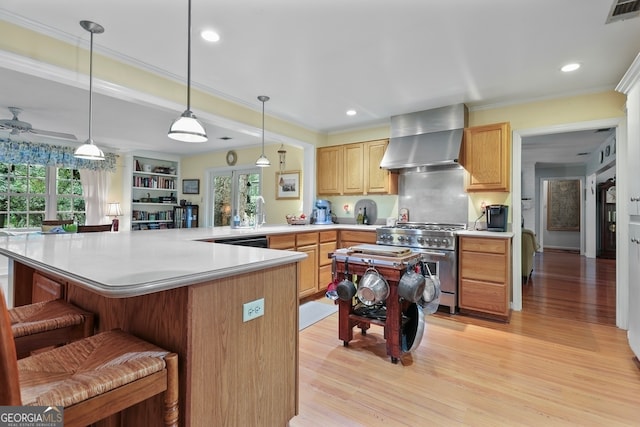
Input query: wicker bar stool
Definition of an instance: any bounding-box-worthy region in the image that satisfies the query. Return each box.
[9,299,95,359]
[0,290,179,427]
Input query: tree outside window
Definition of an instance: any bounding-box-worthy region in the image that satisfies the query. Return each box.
[0,162,85,229]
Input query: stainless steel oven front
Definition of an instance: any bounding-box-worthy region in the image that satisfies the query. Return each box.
[412,248,457,314]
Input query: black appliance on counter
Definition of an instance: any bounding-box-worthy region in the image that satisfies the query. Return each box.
[376,222,466,314]
[486,204,508,232]
[214,235,268,248]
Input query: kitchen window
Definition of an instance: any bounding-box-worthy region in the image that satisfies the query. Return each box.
[0,162,85,229]
[210,168,261,227]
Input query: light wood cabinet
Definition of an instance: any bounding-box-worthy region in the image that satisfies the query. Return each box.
[343,143,364,194]
[268,233,295,250]
[269,232,323,298]
[32,271,65,303]
[296,233,319,298]
[339,229,377,249]
[458,236,512,321]
[462,122,511,192]
[317,146,344,195]
[365,139,398,194]
[318,230,338,291]
[317,140,397,196]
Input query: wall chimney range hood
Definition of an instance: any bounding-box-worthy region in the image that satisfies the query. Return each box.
[380,104,468,170]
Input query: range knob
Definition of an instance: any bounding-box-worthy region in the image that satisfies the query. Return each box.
[441,238,450,247]
[417,237,425,244]
[397,235,406,242]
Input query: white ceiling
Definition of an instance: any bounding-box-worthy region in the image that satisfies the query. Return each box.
[0,0,638,159]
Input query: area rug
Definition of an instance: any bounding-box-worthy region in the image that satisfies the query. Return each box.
[299,301,338,331]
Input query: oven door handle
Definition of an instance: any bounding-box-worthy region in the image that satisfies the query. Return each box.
[419,251,448,257]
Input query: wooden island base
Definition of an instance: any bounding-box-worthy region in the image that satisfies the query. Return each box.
[12,261,299,427]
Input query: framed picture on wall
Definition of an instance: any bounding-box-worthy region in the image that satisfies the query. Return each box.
[276,171,300,200]
[182,179,200,195]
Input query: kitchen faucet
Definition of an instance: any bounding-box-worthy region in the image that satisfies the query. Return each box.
[255,195,266,228]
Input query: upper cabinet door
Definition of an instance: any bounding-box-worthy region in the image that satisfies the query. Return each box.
[463,122,511,192]
[317,146,344,195]
[365,139,398,194]
[343,143,364,194]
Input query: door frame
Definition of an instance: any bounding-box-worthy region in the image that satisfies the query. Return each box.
[512,117,627,330]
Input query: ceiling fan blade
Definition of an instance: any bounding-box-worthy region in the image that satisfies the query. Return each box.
[30,128,77,141]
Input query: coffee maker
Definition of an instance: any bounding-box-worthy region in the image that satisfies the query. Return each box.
[314,200,333,225]
[486,204,508,232]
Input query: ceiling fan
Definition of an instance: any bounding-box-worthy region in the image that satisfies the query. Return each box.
[0,106,77,141]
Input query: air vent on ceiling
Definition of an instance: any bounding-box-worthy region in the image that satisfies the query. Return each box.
[219,136,232,140]
[606,0,640,23]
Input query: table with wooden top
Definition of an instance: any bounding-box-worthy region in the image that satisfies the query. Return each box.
[332,247,421,363]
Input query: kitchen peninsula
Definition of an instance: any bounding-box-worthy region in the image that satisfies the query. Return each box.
[0,229,308,427]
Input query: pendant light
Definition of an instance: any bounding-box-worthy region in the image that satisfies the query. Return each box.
[74,20,105,161]
[255,95,270,167]
[168,0,208,143]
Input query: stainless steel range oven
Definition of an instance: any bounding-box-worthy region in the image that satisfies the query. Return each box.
[376,222,466,314]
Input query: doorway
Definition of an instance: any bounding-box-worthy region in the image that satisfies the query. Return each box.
[512,118,625,328]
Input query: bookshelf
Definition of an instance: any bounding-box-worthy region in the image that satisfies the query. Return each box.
[131,156,179,231]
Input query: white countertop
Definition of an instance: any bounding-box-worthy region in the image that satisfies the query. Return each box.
[0,229,308,298]
[457,229,514,238]
[0,224,378,299]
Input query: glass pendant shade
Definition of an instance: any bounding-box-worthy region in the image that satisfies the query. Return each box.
[168,110,208,143]
[74,140,105,160]
[256,154,271,167]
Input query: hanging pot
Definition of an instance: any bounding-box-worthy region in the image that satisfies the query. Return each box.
[402,302,425,352]
[356,267,389,306]
[325,257,339,301]
[420,262,441,315]
[336,258,356,301]
[397,262,426,303]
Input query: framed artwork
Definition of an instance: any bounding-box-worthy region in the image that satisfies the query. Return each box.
[276,171,300,200]
[182,179,200,195]
[547,179,580,231]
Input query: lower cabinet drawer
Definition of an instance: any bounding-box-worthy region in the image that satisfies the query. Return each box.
[459,279,507,315]
[296,232,319,247]
[460,252,507,283]
[319,241,337,266]
[269,234,295,250]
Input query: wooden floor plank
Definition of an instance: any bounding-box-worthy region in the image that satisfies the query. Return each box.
[291,252,640,426]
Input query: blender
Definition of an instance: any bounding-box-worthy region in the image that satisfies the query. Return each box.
[314,200,333,225]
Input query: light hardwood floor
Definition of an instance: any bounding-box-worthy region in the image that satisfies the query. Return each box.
[291,252,640,426]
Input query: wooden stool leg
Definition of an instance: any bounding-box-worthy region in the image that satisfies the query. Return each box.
[163,353,179,427]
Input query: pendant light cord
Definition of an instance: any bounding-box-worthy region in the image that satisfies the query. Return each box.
[186,0,192,111]
[88,30,94,141]
[261,99,265,155]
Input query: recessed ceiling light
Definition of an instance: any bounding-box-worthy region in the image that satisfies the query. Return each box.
[201,30,220,42]
[561,63,580,72]
[346,110,357,116]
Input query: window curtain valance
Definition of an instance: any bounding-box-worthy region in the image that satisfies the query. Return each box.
[0,138,116,171]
